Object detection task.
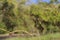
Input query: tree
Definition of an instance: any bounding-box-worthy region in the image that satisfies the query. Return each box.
[2,0,17,32]
[50,0,59,4]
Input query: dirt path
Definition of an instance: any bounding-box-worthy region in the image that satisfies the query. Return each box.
[0,37,8,40]
[0,34,9,40]
[0,34,35,40]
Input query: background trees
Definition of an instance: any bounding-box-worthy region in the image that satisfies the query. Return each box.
[0,0,60,35]
[2,0,17,32]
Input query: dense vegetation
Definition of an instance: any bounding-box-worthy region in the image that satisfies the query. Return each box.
[0,0,60,35]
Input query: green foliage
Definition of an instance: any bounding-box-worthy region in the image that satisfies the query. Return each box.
[1,0,17,32]
[0,0,60,35]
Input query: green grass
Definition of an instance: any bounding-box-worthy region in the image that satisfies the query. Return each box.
[6,33,60,40]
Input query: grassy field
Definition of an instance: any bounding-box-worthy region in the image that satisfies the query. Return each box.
[6,33,60,40]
